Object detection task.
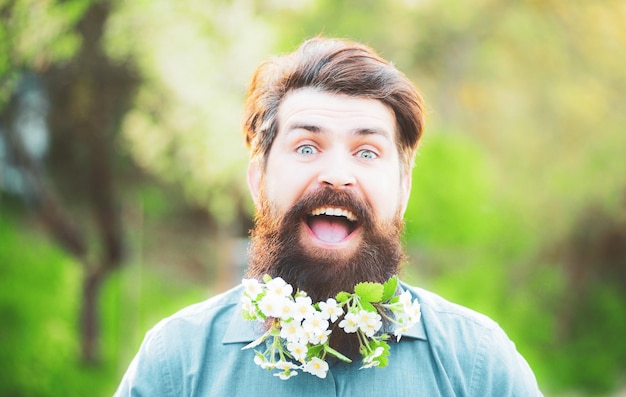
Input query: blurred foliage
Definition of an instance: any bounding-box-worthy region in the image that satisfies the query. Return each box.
[0,0,90,107]
[0,208,111,396]
[103,0,274,225]
[1,0,625,395]
[405,131,499,250]
[0,206,208,396]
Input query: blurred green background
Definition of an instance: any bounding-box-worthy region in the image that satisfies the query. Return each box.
[1,0,625,395]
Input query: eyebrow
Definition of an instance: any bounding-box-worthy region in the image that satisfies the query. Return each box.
[287,123,393,140]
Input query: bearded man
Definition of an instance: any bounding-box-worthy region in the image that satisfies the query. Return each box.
[115,37,542,396]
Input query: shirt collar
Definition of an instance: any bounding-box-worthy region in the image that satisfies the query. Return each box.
[222,301,263,344]
[396,313,427,340]
[393,281,427,340]
[222,281,427,344]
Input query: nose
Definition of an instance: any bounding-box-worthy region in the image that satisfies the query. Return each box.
[317,153,356,189]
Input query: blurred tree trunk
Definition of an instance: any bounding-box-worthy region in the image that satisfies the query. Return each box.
[44,1,138,364]
[555,202,626,341]
[1,1,138,364]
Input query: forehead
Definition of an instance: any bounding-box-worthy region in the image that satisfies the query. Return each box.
[276,88,398,140]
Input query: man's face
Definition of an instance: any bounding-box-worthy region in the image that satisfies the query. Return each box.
[248,87,411,262]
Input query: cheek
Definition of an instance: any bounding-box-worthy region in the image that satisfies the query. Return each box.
[264,163,310,209]
[365,171,404,218]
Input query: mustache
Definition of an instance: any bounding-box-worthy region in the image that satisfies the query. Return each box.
[278,187,374,231]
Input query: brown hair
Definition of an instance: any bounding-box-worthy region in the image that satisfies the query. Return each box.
[242,37,426,174]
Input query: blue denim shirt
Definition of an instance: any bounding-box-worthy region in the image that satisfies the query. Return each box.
[114,283,542,396]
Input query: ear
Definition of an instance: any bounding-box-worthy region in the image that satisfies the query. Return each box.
[247,160,262,206]
[399,173,412,216]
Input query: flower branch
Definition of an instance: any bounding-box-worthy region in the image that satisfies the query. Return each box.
[241,275,421,380]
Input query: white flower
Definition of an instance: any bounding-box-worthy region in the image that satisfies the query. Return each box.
[253,354,263,366]
[275,360,299,371]
[302,311,329,335]
[259,293,289,318]
[393,299,420,341]
[241,295,257,319]
[399,290,412,309]
[362,322,382,337]
[286,341,308,362]
[307,329,331,345]
[360,360,381,369]
[242,278,264,300]
[357,310,383,337]
[407,301,421,323]
[254,354,275,370]
[303,357,329,379]
[394,324,410,342]
[274,361,299,380]
[361,346,385,369]
[274,371,298,380]
[365,347,384,362]
[292,295,315,322]
[319,298,343,322]
[276,298,296,320]
[338,312,360,333]
[265,277,293,297]
[280,320,306,343]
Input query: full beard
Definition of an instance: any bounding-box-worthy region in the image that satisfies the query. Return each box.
[246,186,406,359]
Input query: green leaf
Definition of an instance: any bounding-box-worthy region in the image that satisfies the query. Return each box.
[377,343,391,368]
[361,300,376,313]
[368,340,391,368]
[241,311,255,320]
[377,355,389,368]
[367,339,384,350]
[307,344,324,357]
[324,345,352,363]
[335,291,351,303]
[354,282,383,303]
[262,274,272,283]
[381,275,398,301]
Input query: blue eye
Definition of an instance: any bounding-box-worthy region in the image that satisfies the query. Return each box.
[297,145,317,155]
[358,149,377,159]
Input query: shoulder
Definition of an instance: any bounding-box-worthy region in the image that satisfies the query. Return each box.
[146,284,244,344]
[406,284,500,334]
[113,285,245,396]
[406,284,504,367]
[169,284,243,319]
[403,284,543,396]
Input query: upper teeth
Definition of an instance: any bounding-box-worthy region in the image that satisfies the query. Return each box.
[311,207,357,222]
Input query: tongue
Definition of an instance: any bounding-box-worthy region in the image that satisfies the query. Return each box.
[309,217,350,243]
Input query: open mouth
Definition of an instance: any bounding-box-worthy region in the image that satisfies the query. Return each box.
[306,206,358,243]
